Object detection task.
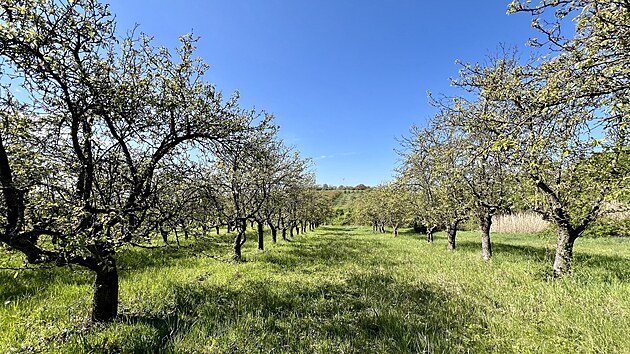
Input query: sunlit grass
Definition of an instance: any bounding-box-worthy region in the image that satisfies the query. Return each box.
[1,227,629,353]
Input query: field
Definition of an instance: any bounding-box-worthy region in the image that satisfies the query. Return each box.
[1,226,629,353]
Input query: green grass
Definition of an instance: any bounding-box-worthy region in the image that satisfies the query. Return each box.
[1,227,629,353]
[331,190,365,209]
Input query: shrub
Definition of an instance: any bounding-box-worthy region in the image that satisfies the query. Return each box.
[582,218,630,238]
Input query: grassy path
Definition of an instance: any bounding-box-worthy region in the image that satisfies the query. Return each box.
[1,226,629,353]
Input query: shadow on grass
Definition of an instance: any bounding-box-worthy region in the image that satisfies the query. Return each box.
[89,272,488,353]
[261,226,400,269]
[56,225,492,353]
[456,240,630,282]
[0,235,233,304]
[0,265,92,303]
[116,235,231,272]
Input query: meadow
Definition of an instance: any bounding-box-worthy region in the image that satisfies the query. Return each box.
[1,226,629,353]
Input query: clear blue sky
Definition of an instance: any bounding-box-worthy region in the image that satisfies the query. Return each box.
[106,0,538,187]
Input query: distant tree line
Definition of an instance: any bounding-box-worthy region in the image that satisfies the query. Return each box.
[316,184,371,191]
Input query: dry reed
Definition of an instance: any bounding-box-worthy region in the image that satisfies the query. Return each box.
[492,212,549,234]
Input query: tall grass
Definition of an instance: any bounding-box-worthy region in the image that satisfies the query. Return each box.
[492,211,549,234]
[1,226,629,353]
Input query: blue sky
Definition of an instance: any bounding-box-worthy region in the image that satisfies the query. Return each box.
[107,1,539,187]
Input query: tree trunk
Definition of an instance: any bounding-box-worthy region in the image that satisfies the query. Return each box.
[295,225,300,235]
[270,225,277,244]
[426,226,434,244]
[553,224,578,277]
[257,220,264,251]
[480,212,493,261]
[233,219,246,261]
[227,222,232,233]
[216,226,220,235]
[91,259,119,323]
[159,225,169,245]
[446,223,458,251]
[289,226,294,237]
[282,228,288,241]
[393,225,398,237]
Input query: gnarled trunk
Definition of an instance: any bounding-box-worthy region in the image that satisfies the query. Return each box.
[91,258,119,323]
[553,224,578,277]
[479,212,493,261]
[233,219,247,261]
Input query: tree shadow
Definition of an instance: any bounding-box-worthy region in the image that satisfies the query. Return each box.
[456,240,630,282]
[0,235,232,304]
[261,228,401,269]
[0,265,92,303]
[85,272,490,353]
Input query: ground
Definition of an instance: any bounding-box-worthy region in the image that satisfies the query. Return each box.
[1,226,629,353]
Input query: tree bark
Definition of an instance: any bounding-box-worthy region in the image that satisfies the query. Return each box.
[270,224,277,244]
[257,220,264,251]
[479,211,493,261]
[289,226,293,237]
[282,228,288,241]
[91,258,119,323]
[553,224,578,277]
[426,226,434,244]
[393,225,398,237]
[446,223,458,251]
[215,226,220,235]
[233,219,246,261]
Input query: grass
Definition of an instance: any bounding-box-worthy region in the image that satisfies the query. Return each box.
[331,190,365,209]
[1,226,629,353]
